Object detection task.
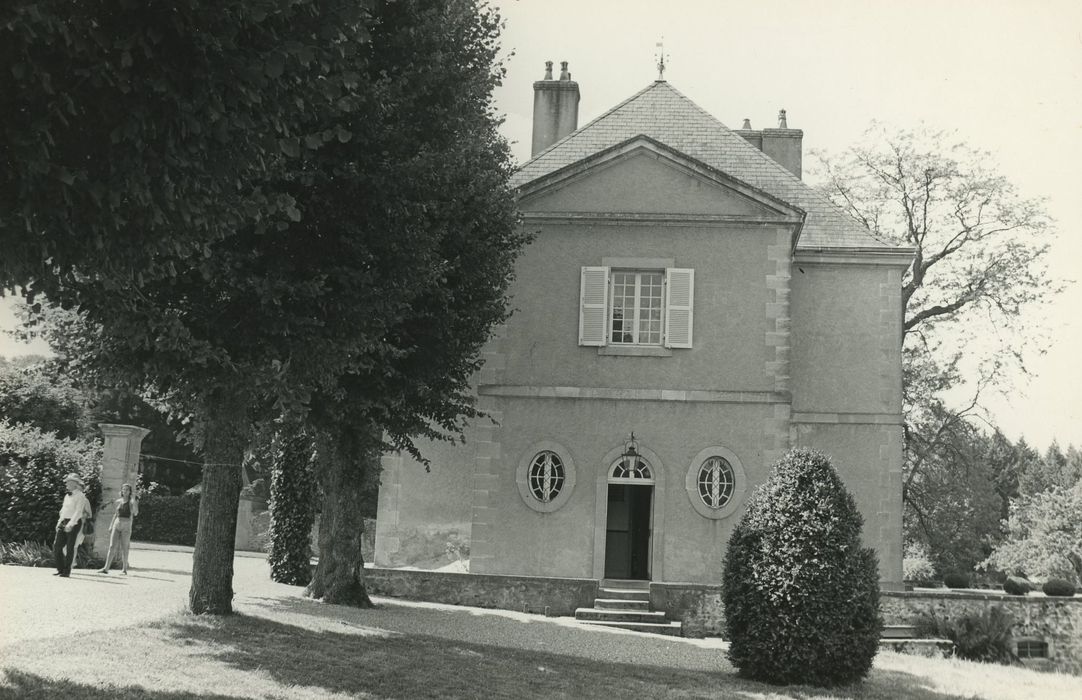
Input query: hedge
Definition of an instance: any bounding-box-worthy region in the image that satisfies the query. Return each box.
[722,448,881,687]
[131,492,201,546]
[0,420,102,544]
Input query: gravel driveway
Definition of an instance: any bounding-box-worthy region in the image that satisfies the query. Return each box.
[0,543,726,672]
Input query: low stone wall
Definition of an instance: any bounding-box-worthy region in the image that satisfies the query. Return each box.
[650,582,724,638]
[364,568,598,617]
[882,590,1082,674]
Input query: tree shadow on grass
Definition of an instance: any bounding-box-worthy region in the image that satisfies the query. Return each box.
[0,669,243,700]
[127,567,191,576]
[164,613,976,700]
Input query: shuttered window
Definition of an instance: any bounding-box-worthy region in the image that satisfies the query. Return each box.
[578,267,694,349]
[578,266,610,346]
[664,268,694,348]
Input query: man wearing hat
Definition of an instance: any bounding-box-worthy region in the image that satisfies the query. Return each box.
[53,473,91,577]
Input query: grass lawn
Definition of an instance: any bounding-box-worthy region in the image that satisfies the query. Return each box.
[2,599,1081,700]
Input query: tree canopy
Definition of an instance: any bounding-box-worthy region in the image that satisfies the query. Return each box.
[3,0,524,613]
[813,125,1061,574]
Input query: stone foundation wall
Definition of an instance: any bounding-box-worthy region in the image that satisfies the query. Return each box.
[363,568,598,616]
[882,591,1082,674]
[650,582,724,638]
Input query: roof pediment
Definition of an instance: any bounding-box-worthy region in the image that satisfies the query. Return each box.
[512,81,904,252]
[517,136,805,225]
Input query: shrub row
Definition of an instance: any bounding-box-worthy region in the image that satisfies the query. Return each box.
[131,493,200,546]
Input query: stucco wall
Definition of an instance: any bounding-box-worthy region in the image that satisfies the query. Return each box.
[789,262,904,415]
[789,260,906,589]
[792,423,904,590]
[475,397,780,583]
[373,150,907,588]
[373,449,475,569]
[501,221,787,393]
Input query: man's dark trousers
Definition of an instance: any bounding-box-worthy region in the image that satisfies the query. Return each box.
[53,519,80,575]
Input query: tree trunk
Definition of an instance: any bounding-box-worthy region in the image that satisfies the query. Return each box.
[305,436,376,607]
[189,419,247,615]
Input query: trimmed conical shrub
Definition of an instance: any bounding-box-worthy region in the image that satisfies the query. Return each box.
[721,448,882,687]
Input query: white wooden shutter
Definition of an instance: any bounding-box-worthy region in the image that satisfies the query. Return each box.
[579,266,610,346]
[664,268,694,348]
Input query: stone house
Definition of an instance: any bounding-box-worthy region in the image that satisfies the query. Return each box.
[374,63,913,591]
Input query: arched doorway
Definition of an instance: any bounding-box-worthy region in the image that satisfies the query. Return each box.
[603,455,655,580]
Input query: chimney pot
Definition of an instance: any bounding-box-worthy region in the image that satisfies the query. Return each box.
[741,118,752,130]
[778,109,788,128]
[531,60,580,157]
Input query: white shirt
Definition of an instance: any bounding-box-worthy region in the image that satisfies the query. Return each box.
[58,491,90,522]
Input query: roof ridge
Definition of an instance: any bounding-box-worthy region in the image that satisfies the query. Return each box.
[518,81,667,169]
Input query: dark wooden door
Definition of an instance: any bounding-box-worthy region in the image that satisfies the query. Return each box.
[604,484,653,580]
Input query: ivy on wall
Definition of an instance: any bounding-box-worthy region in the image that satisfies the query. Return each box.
[267,427,317,586]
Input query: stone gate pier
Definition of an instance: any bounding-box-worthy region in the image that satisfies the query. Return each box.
[88,424,150,556]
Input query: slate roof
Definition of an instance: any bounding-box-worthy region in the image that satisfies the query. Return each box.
[512,81,894,250]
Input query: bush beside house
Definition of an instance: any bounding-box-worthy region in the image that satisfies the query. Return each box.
[721,448,881,687]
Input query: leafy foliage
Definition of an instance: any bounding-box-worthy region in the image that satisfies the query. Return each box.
[914,606,1016,664]
[721,449,881,687]
[0,421,102,544]
[0,539,54,566]
[0,0,372,298]
[983,481,1082,585]
[0,363,88,439]
[902,541,936,584]
[131,493,201,547]
[294,0,525,606]
[1019,442,1082,497]
[903,407,1005,575]
[4,0,523,615]
[812,128,1059,580]
[267,427,317,586]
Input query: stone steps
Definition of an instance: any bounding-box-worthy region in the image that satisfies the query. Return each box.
[881,624,918,639]
[600,578,651,590]
[577,619,684,636]
[575,607,669,624]
[595,598,650,611]
[879,638,954,658]
[597,587,651,602]
[878,623,953,657]
[574,580,683,637]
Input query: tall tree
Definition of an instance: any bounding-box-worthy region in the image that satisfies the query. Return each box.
[1019,441,1082,496]
[814,126,1058,568]
[2,0,380,613]
[7,0,524,613]
[300,0,525,606]
[984,480,1082,584]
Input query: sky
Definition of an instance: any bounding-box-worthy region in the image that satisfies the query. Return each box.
[2,0,1080,449]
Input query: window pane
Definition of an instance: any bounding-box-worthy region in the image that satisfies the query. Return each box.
[607,270,664,346]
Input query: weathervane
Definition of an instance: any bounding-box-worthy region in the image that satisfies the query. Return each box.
[655,38,668,80]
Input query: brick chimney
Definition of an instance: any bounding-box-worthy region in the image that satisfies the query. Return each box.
[531,61,580,157]
[735,109,803,179]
